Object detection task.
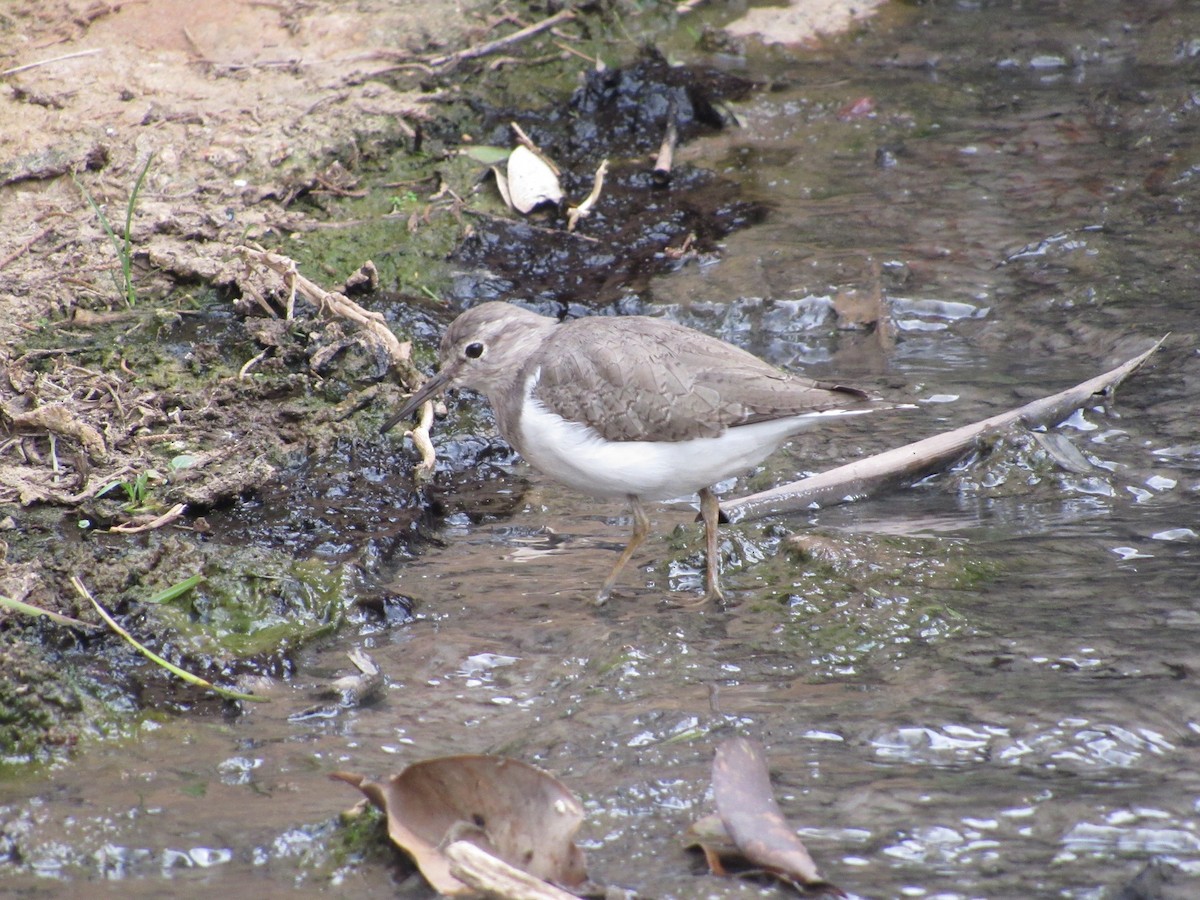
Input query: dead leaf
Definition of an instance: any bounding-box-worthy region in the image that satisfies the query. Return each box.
[6,403,108,463]
[696,737,844,895]
[684,813,741,875]
[713,738,822,882]
[492,163,514,209]
[1029,431,1096,474]
[332,755,587,896]
[506,144,563,214]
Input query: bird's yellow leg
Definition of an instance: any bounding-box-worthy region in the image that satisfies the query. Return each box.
[595,496,650,605]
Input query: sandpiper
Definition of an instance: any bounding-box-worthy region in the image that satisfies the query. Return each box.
[382,302,892,604]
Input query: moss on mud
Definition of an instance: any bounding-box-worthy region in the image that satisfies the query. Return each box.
[0,635,130,764]
[0,2,851,765]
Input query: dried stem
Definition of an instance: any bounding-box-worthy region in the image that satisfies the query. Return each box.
[444,841,582,900]
[1,48,103,76]
[428,8,576,69]
[725,336,1168,523]
[566,158,609,232]
[653,118,678,184]
[110,502,188,534]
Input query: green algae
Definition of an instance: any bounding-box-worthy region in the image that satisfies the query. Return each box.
[715,528,986,671]
[145,555,348,662]
[0,634,137,765]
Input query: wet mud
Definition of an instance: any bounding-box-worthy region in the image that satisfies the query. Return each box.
[0,4,785,765]
[453,50,767,308]
[2,1,1200,898]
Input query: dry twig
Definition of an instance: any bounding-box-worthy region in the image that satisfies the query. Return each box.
[234,245,434,469]
[444,841,581,900]
[725,337,1167,523]
[109,502,188,534]
[427,8,576,69]
[235,244,407,363]
[409,392,437,474]
[653,117,678,184]
[566,159,609,232]
[1,48,104,77]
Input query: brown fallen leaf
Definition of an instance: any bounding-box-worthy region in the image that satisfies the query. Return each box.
[692,737,844,896]
[685,812,742,876]
[6,403,108,463]
[332,755,587,896]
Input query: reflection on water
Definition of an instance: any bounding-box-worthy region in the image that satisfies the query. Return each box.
[5,0,1200,897]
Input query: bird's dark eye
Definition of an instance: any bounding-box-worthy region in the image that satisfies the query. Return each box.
[464,342,484,359]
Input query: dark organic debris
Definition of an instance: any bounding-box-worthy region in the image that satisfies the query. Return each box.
[451,49,764,308]
[565,48,753,158]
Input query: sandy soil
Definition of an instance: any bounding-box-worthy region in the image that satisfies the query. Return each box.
[0,0,479,345]
[0,0,533,751]
[0,0,876,347]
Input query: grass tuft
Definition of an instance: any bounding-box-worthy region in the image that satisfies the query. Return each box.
[75,152,155,307]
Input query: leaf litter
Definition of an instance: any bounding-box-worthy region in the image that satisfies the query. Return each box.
[333,755,588,896]
[688,737,845,896]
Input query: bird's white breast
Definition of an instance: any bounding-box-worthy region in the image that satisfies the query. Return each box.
[513,376,861,502]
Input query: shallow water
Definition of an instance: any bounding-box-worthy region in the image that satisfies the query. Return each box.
[4,1,1200,897]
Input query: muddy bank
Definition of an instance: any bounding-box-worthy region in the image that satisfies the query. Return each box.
[3,1,1199,897]
[0,0,786,760]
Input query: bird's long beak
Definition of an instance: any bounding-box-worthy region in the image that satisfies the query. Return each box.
[380,367,455,434]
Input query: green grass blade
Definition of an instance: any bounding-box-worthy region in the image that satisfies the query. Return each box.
[71,576,269,704]
[122,152,155,306]
[142,573,205,605]
[74,173,126,300]
[0,592,100,630]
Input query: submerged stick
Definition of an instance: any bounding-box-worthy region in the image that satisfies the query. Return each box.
[444,841,581,900]
[653,116,678,185]
[725,336,1167,523]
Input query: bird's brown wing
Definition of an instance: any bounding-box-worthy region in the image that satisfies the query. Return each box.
[531,316,873,443]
